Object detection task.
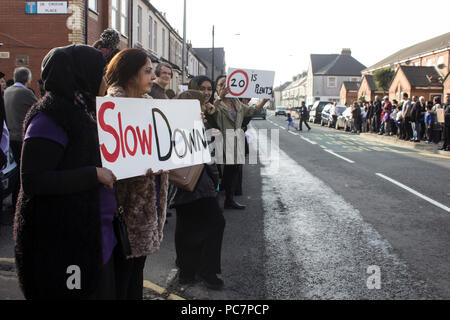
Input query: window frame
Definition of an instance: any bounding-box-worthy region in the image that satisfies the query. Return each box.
[120,0,128,37]
[88,0,98,13]
[148,16,153,50]
[137,5,142,44]
[111,0,119,32]
[327,76,337,88]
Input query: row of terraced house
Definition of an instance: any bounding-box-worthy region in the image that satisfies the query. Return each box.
[275,32,450,108]
[0,0,226,95]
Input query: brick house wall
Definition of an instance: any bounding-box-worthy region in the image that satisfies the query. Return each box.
[404,50,450,78]
[444,75,450,98]
[339,85,358,106]
[0,1,76,94]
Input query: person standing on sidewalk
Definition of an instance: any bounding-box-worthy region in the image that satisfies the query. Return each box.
[105,48,169,300]
[14,45,117,299]
[4,67,38,209]
[298,101,311,131]
[410,96,423,142]
[401,93,412,141]
[440,94,450,151]
[172,89,226,290]
[210,75,270,210]
[373,96,382,133]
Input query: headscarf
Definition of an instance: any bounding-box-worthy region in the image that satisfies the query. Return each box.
[41,44,106,110]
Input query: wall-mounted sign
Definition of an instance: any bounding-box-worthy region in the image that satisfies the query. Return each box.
[26,1,68,14]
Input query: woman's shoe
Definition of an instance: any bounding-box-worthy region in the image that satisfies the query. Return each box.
[197,273,224,290]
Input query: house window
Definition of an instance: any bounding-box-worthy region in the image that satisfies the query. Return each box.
[350,77,359,82]
[120,0,128,37]
[327,77,337,88]
[148,16,153,50]
[153,21,158,53]
[137,6,142,43]
[88,0,97,12]
[426,58,432,66]
[111,0,119,32]
[414,62,420,66]
[437,56,444,67]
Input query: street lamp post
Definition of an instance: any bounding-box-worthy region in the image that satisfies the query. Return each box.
[182,0,187,83]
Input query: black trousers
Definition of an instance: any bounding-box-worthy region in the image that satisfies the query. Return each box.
[443,125,450,148]
[404,118,413,140]
[175,197,225,277]
[87,254,116,300]
[10,140,22,207]
[222,164,240,201]
[114,251,147,300]
[299,118,310,130]
[235,164,243,195]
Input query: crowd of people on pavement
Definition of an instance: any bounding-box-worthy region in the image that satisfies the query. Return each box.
[0,28,270,299]
[351,93,450,150]
[305,93,450,150]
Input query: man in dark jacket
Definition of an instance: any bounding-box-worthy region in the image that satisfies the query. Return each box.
[373,96,382,132]
[440,94,450,151]
[298,101,311,131]
[4,67,37,207]
[410,96,425,142]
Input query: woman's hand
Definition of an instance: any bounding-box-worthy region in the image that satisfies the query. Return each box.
[96,167,117,189]
[205,102,216,115]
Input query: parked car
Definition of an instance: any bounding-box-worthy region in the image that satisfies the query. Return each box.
[1,149,19,201]
[275,106,287,116]
[321,104,347,127]
[335,107,352,131]
[252,107,266,120]
[308,101,329,123]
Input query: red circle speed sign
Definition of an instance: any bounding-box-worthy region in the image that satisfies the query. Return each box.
[227,69,249,97]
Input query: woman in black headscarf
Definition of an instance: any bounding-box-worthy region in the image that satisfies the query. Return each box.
[14,45,117,299]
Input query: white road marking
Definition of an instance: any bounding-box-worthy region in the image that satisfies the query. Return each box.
[300,136,317,145]
[376,173,450,213]
[324,149,355,164]
[287,131,298,136]
[248,128,433,299]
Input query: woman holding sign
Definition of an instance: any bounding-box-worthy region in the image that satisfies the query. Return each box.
[15,45,117,299]
[105,48,169,300]
[212,75,270,210]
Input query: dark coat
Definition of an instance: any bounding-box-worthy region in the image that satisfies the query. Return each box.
[15,96,103,299]
[14,44,106,299]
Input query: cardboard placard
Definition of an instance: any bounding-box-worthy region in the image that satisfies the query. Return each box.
[225,68,275,99]
[96,97,211,180]
[436,108,445,123]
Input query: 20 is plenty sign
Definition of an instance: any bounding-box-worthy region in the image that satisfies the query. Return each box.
[96,97,211,180]
[225,68,275,99]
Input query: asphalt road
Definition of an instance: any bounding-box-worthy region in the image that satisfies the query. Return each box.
[1,114,450,300]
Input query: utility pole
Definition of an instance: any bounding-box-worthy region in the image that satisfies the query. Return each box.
[211,25,215,81]
[182,0,187,84]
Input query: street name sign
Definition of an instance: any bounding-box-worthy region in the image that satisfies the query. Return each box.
[26,1,68,14]
[225,68,275,99]
[96,97,211,180]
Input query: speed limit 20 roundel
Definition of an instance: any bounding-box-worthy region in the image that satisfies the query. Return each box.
[227,69,249,97]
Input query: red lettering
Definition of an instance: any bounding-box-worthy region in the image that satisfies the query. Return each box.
[117,112,126,158]
[124,126,137,156]
[136,125,152,155]
[98,102,120,163]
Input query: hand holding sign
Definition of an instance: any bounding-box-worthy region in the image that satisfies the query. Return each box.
[225,68,275,99]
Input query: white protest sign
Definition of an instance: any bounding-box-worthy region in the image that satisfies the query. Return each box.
[225,68,275,99]
[96,97,211,180]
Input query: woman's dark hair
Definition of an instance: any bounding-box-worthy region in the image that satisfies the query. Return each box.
[189,75,214,103]
[105,48,149,89]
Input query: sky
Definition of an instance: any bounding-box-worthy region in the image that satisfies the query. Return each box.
[150,0,450,86]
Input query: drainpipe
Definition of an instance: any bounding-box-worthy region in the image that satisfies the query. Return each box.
[84,0,88,44]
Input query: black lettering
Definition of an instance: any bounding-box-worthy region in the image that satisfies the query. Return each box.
[251,74,258,82]
[152,108,173,161]
[173,129,187,159]
[196,128,208,149]
[231,79,237,87]
[186,129,198,153]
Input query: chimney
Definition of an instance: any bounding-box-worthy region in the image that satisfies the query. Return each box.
[341,48,351,56]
